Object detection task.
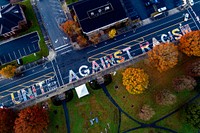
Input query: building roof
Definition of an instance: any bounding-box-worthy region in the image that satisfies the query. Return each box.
[73,0,127,34]
[0,32,40,65]
[0,4,24,35]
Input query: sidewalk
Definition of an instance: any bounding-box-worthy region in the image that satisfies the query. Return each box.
[141,8,181,25]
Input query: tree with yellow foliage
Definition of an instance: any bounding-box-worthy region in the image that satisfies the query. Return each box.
[148,42,178,72]
[122,68,149,94]
[179,30,200,56]
[0,65,16,79]
[108,29,117,38]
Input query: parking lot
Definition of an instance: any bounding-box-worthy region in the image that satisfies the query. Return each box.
[0,32,40,65]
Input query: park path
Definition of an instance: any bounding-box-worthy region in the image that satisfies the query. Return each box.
[100,83,200,133]
[62,100,71,133]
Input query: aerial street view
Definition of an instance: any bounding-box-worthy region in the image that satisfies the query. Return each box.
[0,0,200,132]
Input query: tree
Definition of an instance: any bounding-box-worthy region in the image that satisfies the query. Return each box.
[179,30,200,56]
[155,89,176,105]
[138,104,155,121]
[76,35,88,47]
[14,105,49,133]
[89,33,100,44]
[0,108,17,133]
[173,75,197,92]
[185,104,200,128]
[122,68,149,94]
[108,29,117,38]
[186,60,200,77]
[148,42,178,72]
[0,65,16,78]
[61,20,80,37]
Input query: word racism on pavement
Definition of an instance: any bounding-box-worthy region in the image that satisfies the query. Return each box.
[69,24,191,82]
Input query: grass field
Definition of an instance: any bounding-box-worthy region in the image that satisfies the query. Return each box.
[67,85,118,133]
[48,85,119,133]
[19,0,48,64]
[47,101,67,133]
[107,55,199,132]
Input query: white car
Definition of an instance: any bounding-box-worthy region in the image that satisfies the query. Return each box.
[189,0,194,6]
[184,13,189,21]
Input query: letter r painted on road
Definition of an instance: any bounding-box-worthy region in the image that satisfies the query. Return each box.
[140,42,151,53]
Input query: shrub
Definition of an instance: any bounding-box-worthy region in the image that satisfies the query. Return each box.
[173,75,197,92]
[155,90,176,105]
[138,104,155,121]
[186,60,200,77]
[185,104,200,128]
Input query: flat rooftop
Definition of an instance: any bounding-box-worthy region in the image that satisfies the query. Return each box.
[0,32,40,65]
[73,0,127,34]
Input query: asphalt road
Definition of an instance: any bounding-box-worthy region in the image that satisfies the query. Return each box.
[0,0,200,107]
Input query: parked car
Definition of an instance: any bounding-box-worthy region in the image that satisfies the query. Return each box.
[189,0,194,6]
[184,13,189,21]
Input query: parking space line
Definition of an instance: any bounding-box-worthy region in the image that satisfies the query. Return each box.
[31,40,39,43]
[23,48,27,55]
[13,51,17,59]
[18,50,22,57]
[3,55,7,62]
[8,53,12,61]
[27,46,31,53]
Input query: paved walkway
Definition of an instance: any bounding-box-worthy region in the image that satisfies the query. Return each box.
[100,83,200,133]
[62,100,71,133]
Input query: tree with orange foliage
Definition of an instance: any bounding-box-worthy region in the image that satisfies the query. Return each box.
[14,105,49,133]
[61,20,80,36]
[89,33,100,45]
[179,30,200,56]
[0,65,16,78]
[0,108,17,133]
[122,68,149,94]
[77,35,87,47]
[148,42,178,72]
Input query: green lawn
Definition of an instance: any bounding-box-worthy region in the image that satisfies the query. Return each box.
[47,101,67,133]
[66,0,78,5]
[67,85,118,133]
[19,0,49,64]
[106,55,200,131]
[47,85,118,133]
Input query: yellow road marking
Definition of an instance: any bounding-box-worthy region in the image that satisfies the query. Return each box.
[0,72,55,96]
[88,19,193,62]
